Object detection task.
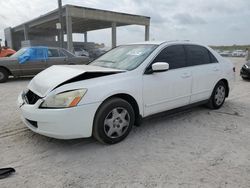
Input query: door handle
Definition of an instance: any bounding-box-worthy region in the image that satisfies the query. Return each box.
[181,73,191,78]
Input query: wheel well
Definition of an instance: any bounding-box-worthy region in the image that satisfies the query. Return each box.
[104,94,142,125]
[0,66,12,76]
[219,79,229,97]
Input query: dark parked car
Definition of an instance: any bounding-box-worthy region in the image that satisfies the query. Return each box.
[0,46,89,83]
[240,61,250,79]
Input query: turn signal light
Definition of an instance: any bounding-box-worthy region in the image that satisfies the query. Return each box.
[69,96,82,107]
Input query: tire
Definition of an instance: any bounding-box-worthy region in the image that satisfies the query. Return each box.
[242,76,250,80]
[93,98,135,144]
[207,81,227,109]
[0,68,9,83]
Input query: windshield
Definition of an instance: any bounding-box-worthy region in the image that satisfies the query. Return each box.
[90,44,157,70]
[10,48,27,58]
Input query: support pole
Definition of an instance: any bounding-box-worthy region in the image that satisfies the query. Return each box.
[23,24,29,41]
[66,8,73,52]
[145,25,150,41]
[111,22,117,48]
[58,0,64,48]
[84,32,88,43]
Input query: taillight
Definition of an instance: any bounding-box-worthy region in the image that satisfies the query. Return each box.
[233,67,235,72]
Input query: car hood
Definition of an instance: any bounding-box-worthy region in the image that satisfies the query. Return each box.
[28,65,125,97]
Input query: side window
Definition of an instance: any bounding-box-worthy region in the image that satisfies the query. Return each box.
[209,51,218,63]
[185,45,210,66]
[153,45,186,69]
[59,49,66,57]
[48,49,60,57]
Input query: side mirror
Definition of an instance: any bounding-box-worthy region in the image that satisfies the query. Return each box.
[151,62,169,73]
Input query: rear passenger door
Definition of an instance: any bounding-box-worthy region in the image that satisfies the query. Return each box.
[143,45,192,116]
[46,48,67,68]
[184,45,221,103]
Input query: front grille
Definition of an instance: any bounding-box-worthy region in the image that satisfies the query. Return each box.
[25,90,41,105]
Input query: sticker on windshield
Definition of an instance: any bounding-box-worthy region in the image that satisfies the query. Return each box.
[127,49,145,56]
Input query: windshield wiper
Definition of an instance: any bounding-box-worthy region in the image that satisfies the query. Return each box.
[97,60,116,63]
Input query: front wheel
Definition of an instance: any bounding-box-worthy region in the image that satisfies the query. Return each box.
[93,98,135,144]
[207,81,227,109]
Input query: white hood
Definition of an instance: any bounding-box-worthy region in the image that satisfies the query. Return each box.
[28,65,123,97]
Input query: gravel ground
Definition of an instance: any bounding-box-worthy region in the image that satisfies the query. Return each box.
[0,58,250,188]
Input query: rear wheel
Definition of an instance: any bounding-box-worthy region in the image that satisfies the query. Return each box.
[0,68,9,83]
[207,81,226,109]
[93,98,135,144]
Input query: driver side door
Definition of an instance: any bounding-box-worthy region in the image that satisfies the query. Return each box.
[142,45,192,116]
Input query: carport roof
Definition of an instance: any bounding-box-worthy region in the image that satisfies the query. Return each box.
[12,4,150,35]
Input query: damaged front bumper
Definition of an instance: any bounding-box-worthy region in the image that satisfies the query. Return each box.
[17,91,101,139]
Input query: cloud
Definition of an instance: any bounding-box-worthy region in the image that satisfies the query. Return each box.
[0,0,250,46]
[173,13,206,25]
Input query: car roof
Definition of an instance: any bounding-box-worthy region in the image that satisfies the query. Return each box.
[24,46,62,50]
[124,40,207,46]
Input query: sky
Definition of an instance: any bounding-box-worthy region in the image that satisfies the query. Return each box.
[0,0,250,47]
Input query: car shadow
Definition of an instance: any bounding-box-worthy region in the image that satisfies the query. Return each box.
[16,99,239,155]
[7,76,33,83]
[242,78,250,82]
[9,76,33,82]
[19,105,208,152]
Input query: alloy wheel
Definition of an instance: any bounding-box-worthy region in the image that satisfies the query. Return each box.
[104,107,130,138]
[214,85,226,106]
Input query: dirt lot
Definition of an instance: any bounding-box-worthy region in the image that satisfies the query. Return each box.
[0,58,250,188]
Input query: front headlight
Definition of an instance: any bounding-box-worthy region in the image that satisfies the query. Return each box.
[40,89,87,108]
[244,64,249,69]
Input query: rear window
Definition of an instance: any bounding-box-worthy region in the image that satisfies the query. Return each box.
[185,45,210,66]
[48,49,60,57]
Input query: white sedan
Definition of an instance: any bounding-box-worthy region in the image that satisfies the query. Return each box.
[18,41,235,144]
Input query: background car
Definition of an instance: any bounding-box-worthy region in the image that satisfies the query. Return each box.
[219,50,232,57]
[240,61,250,79]
[88,48,106,60]
[0,47,16,57]
[74,47,90,57]
[0,46,89,83]
[232,50,246,57]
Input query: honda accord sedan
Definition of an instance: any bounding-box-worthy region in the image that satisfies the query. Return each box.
[18,41,235,144]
